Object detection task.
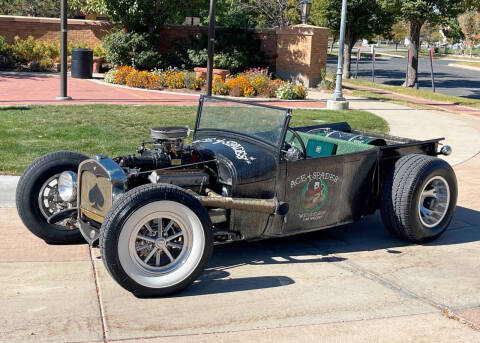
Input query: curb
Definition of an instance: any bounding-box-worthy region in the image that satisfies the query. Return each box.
[87,78,325,104]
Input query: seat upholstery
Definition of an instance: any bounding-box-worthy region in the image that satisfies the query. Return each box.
[287,130,374,158]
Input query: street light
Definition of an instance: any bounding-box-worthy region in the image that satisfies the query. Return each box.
[300,0,312,25]
[328,0,349,109]
[56,0,71,101]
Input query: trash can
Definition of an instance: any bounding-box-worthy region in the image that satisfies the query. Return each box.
[71,48,93,79]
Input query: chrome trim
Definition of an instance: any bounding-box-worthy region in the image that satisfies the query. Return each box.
[77,157,127,244]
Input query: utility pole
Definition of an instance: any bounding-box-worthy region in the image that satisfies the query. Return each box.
[56,0,71,101]
[206,0,216,96]
[327,0,349,110]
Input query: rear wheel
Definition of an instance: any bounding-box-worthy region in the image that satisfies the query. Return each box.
[380,154,457,243]
[100,184,213,297]
[16,151,88,244]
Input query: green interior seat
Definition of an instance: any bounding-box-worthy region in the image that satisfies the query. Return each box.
[286,130,374,158]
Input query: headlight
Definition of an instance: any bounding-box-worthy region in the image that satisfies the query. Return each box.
[58,171,78,202]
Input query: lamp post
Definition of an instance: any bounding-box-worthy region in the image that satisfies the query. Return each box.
[206,0,216,96]
[300,0,312,25]
[56,0,71,101]
[327,0,349,110]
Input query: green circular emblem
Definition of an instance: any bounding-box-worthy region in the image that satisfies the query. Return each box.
[301,180,328,213]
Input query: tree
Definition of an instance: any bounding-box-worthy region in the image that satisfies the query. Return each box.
[420,23,443,47]
[69,0,107,16]
[442,17,465,45]
[240,0,300,27]
[0,0,61,17]
[103,0,204,33]
[399,0,464,87]
[320,0,399,78]
[391,20,409,46]
[458,10,480,57]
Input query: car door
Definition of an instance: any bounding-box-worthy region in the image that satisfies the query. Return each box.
[282,150,378,234]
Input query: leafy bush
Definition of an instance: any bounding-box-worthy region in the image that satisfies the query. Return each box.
[213,75,230,95]
[183,71,204,90]
[226,75,251,97]
[104,69,117,83]
[181,29,266,74]
[293,84,308,99]
[103,30,164,71]
[164,70,185,89]
[275,82,308,100]
[29,59,54,71]
[260,79,285,98]
[114,66,135,84]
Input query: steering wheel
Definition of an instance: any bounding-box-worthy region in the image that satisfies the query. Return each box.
[285,128,307,159]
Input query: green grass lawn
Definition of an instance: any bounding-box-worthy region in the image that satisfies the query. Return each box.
[0,105,388,174]
[344,78,480,109]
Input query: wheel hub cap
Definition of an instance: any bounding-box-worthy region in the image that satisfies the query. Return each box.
[418,176,450,228]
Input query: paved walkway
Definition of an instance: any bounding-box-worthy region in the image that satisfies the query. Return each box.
[2,86,480,342]
[0,73,326,108]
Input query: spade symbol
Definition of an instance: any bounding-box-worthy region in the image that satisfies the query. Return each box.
[88,184,104,211]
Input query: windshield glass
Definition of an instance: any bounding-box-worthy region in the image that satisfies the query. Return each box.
[197,97,289,146]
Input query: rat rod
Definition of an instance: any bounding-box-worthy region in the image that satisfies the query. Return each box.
[16,96,457,297]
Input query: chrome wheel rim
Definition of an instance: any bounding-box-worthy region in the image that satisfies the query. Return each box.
[129,215,192,275]
[118,201,205,288]
[418,176,450,228]
[37,174,74,228]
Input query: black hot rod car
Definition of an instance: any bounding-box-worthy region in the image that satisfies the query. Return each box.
[16,96,457,297]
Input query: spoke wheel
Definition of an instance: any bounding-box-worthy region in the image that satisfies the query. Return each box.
[130,214,192,275]
[37,174,74,228]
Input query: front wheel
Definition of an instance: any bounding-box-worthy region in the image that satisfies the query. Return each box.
[380,154,457,243]
[16,151,88,244]
[100,184,213,297]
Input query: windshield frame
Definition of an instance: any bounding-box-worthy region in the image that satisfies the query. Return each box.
[194,95,292,149]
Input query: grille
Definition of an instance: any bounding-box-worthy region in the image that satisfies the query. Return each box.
[79,170,112,223]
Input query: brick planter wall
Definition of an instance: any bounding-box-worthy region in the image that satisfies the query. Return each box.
[0,15,114,46]
[0,16,330,86]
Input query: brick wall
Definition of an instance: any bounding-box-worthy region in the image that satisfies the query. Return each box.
[0,15,114,46]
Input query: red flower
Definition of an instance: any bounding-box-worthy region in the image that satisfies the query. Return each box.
[123,28,127,33]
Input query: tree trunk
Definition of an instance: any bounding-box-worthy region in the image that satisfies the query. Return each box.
[342,26,356,79]
[407,21,423,87]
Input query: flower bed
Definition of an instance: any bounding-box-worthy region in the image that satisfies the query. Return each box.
[104,66,308,100]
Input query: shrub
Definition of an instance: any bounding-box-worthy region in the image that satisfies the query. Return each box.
[114,66,135,84]
[125,69,151,88]
[258,79,284,98]
[104,69,117,83]
[275,82,308,100]
[103,30,163,71]
[213,75,230,95]
[181,29,267,74]
[226,76,251,97]
[29,59,54,72]
[165,71,185,89]
[293,84,308,99]
[275,83,297,100]
[183,71,204,90]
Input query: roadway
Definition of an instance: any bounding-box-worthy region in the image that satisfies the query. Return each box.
[327,54,480,99]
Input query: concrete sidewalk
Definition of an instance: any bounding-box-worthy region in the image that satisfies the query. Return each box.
[1,95,480,342]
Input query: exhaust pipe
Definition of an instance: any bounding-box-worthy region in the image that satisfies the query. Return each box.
[193,189,289,215]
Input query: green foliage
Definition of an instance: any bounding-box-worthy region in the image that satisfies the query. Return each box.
[181,29,266,74]
[399,0,465,25]
[10,36,59,63]
[69,0,107,15]
[103,0,203,33]
[0,0,62,17]
[443,18,465,44]
[320,0,399,41]
[102,30,164,70]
